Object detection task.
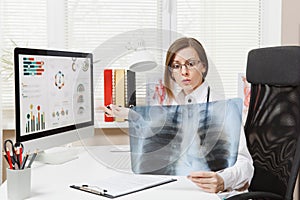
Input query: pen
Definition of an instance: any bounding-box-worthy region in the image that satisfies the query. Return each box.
[27,151,38,168]
[21,153,29,169]
[10,154,17,169]
[15,148,20,168]
[19,146,23,166]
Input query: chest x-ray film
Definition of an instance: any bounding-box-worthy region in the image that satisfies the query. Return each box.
[129,98,242,175]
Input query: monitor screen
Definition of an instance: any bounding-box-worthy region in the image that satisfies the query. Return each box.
[14,48,94,153]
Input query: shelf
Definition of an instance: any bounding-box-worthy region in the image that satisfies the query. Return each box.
[95,121,129,129]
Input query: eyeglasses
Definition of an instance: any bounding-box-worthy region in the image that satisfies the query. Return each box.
[169,60,201,72]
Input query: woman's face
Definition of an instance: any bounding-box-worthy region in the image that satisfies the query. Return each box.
[171,47,206,94]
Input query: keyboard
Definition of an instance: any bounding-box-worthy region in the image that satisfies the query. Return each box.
[109,154,131,170]
[86,146,132,171]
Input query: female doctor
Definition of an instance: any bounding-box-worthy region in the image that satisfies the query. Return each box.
[101,37,254,194]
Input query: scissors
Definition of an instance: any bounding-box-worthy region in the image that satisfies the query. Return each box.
[3,139,24,169]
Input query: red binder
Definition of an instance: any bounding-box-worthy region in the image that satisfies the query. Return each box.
[104,69,113,122]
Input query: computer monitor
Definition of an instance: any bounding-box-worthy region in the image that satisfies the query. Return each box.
[14,48,94,163]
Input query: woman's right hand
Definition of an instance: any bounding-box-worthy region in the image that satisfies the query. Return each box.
[98,104,130,119]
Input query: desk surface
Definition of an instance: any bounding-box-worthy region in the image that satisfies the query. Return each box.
[0,146,222,200]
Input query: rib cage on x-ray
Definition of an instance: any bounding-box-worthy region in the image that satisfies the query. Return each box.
[129,98,242,175]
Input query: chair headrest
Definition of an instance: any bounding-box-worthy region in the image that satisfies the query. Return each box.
[246,46,300,86]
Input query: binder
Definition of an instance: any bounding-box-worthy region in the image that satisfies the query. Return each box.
[70,174,176,199]
[126,70,136,107]
[104,69,113,122]
[114,69,125,122]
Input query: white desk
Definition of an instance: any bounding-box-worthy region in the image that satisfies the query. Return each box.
[0,146,221,200]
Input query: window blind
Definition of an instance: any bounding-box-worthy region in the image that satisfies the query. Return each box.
[0,0,271,129]
[176,0,261,98]
[65,0,163,124]
[0,0,48,112]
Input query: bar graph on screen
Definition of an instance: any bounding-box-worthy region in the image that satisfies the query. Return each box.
[22,57,45,76]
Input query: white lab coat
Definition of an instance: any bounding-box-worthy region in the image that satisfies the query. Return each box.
[174,80,254,191]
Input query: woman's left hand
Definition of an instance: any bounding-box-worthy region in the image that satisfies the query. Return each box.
[187,171,224,193]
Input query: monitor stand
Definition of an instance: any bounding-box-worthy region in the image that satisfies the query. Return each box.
[35,147,80,165]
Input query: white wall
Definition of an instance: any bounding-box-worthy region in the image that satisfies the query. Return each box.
[281,0,300,45]
[0,74,2,183]
[281,1,300,199]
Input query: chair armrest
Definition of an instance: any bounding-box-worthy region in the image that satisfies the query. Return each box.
[226,191,283,200]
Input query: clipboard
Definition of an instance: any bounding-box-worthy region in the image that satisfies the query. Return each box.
[70,185,114,198]
[70,174,177,199]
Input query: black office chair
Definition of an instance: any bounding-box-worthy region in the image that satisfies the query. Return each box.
[227,46,300,200]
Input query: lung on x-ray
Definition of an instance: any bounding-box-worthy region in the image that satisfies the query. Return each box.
[129,98,242,175]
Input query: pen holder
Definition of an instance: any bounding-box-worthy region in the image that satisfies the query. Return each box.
[7,168,31,200]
